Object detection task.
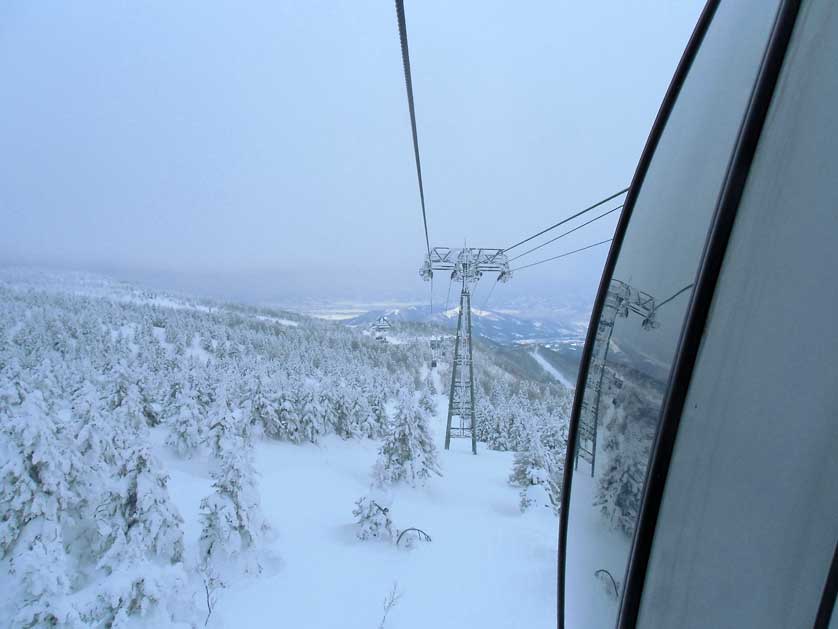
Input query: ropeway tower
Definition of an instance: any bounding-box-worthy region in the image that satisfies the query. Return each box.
[575,279,659,475]
[421,247,511,454]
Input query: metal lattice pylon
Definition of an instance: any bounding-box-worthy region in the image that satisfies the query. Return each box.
[421,247,511,454]
[446,283,477,452]
[576,279,659,475]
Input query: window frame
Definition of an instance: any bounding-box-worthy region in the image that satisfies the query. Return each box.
[556,0,809,627]
[816,543,838,628]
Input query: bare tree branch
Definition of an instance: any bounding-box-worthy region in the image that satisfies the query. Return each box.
[378,581,402,629]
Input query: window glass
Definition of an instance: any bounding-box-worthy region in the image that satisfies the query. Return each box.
[563,1,781,626]
[636,1,838,627]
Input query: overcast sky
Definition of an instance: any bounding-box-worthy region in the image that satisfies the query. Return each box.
[0,1,704,307]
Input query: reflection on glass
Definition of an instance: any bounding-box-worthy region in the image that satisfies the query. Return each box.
[577,279,672,533]
[566,277,687,627]
[562,1,782,626]
[635,0,838,624]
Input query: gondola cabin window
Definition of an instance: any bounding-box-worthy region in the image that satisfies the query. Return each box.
[562,1,782,625]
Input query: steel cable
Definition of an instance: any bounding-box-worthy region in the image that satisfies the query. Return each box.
[395,0,431,257]
[503,188,628,253]
[508,204,623,263]
[511,239,613,272]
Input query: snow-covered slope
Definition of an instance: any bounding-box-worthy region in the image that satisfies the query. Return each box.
[0,268,569,628]
[531,348,575,390]
[166,398,559,629]
[346,304,582,346]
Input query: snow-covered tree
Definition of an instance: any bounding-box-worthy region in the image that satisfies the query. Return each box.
[475,396,503,449]
[352,496,394,542]
[73,379,125,470]
[165,372,203,458]
[509,415,566,514]
[593,382,656,534]
[296,388,323,444]
[0,273,575,624]
[0,386,84,558]
[11,521,80,628]
[0,382,88,625]
[271,388,313,444]
[95,445,184,572]
[373,393,440,487]
[194,367,217,416]
[110,358,145,432]
[249,373,276,439]
[594,432,646,534]
[358,392,387,439]
[314,388,333,432]
[326,387,359,439]
[199,395,270,584]
[137,363,164,428]
[418,379,437,416]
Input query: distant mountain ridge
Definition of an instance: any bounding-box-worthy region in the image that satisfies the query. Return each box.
[345,304,584,346]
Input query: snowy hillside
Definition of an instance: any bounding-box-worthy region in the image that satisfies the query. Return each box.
[164,394,561,629]
[345,304,583,346]
[0,270,570,628]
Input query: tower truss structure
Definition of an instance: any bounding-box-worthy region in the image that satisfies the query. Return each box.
[575,279,659,474]
[421,247,511,454]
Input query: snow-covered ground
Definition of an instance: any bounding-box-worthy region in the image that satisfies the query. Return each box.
[162,393,558,629]
[254,315,299,327]
[563,472,625,627]
[530,349,575,390]
[0,271,568,628]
